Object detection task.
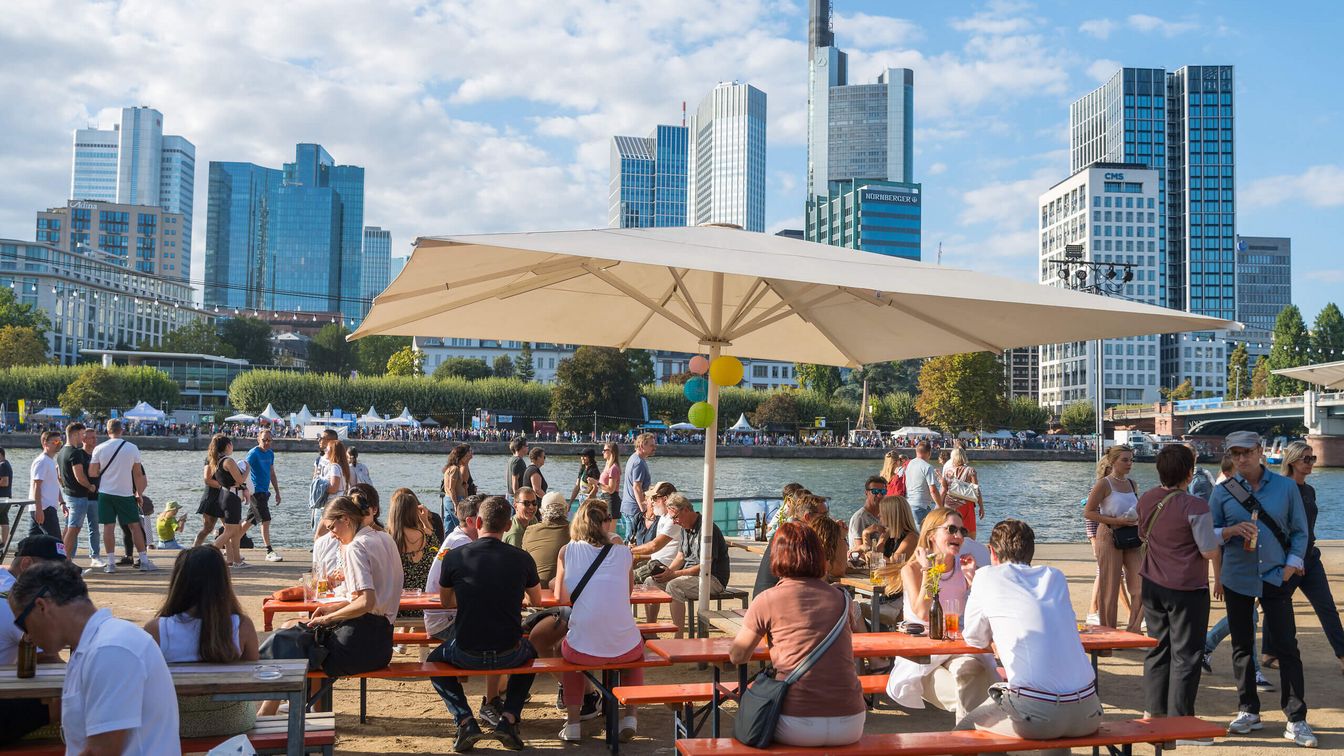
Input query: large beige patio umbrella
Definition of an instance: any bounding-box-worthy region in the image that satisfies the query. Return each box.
[1272,360,1344,390]
[351,225,1237,610]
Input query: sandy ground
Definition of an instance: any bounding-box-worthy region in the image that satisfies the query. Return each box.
[79,541,1344,754]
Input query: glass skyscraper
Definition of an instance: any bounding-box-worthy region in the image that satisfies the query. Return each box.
[608,124,687,229]
[362,226,393,314]
[204,143,365,320]
[805,180,922,259]
[687,82,767,232]
[69,106,195,279]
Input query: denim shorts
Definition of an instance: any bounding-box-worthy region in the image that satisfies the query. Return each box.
[66,496,97,528]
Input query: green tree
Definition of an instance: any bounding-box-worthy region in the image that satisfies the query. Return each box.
[385,346,424,377]
[516,342,536,382]
[58,366,124,416]
[1161,379,1194,402]
[1060,400,1096,436]
[1004,396,1050,433]
[1227,343,1250,400]
[1311,302,1344,360]
[218,317,274,364]
[751,390,802,428]
[433,357,492,381]
[158,320,234,356]
[1264,305,1309,396]
[492,355,516,380]
[873,391,919,428]
[1251,358,1270,398]
[0,286,51,335]
[914,352,1005,432]
[794,363,842,397]
[308,324,357,375]
[627,349,655,387]
[354,335,411,376]
[0,326,48,368]
[849,361,917,396]
[550,347,640,430]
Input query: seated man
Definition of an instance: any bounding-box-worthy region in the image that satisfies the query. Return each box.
[0,536,69,744]
[650,494,731,638]
[429,495,541,752]
[961,519,1101,753]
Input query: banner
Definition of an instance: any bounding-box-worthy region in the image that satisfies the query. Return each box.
[17,399,25,426]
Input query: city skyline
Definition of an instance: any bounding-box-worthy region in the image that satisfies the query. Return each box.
[0,1,1336,319]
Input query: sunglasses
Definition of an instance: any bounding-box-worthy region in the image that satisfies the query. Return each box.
[1302,456,1317,464]
[939,524,969,537]
[14,585,51,634]
[867,488,885,496]
[519,499,538,507]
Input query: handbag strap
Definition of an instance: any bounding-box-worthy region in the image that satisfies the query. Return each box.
[1140,490,1181,543]
[783,589,850,686]
[568,543,613,605]
[100,440,128,477]
[1221,479,1292,551]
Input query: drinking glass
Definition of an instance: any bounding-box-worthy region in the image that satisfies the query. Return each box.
[300,572,316,603]
[942,597,962,639]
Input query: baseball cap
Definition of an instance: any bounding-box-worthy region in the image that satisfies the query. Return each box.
[1224,431,1261,450]
[14,534,67,562]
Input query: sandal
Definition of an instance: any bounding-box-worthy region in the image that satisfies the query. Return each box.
[1261,655,1279,669]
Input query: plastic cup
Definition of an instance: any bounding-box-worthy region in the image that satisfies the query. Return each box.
[301,572,316,602]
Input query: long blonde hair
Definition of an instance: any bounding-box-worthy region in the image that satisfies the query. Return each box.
[569,498,611,548]
[903,507,963,569]
[1095,444,1133,479]
[879,450,904,483]
[878,495,916,541]
[1281,441,1314,477]
[949,447,970,469]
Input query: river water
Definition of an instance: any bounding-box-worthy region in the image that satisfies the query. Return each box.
[7,449,1343,549]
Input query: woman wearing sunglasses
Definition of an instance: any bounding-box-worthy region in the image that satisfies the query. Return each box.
[886,507,997,724]
[1264,442,1344,674]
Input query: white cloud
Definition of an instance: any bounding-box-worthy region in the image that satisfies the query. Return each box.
[1079,19,1115,39]
[927,162,948,176]
[1087,58,1121,83]
[959,167,1057,228]
[834,12,921,48]
[766,215,804,236]
[1126,14,1198,37]
[1242,165,1344,209]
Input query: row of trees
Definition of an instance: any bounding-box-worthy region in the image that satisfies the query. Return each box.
[1232,303,1344,399]
[0,365,180,416]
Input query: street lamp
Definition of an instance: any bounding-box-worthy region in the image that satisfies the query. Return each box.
[1052,244,1139,461]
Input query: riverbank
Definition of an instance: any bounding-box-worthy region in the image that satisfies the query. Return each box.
[0,431,1094,461]
[80,540,1344,754]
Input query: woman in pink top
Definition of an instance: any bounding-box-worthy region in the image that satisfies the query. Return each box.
[730,522,865,747]
[598,442,622,512]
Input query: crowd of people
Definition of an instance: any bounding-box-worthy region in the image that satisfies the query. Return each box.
[4,423,1339,753]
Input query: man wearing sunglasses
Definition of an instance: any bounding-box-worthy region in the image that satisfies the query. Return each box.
[848,476,888,552]
[0,535,68,744]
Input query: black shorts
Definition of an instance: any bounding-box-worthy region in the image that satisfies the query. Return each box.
[249,492,272,524]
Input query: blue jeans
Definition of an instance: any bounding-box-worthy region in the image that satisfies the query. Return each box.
[1207,606,1262,675]
[65,497,100,559]
[441,496,460,535]
[621,512,643,542]
[913,507,932,529]
[429,638,537,724]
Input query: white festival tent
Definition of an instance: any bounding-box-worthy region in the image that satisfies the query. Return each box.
[893,426,942,439]
[259,403,284,423]
[357,406,387,425]
[32,407,67,419]
[387,407,419,427]
[349,225,1238,611]
[669,422,700,431]
[224,413,258,423]
[123,401,166,423]
[1272,360,1344,390]
[727,413,757,433]
[295,405,315,427]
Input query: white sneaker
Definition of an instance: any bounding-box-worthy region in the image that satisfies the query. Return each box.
[619,715,637,742]
[266,550,284,562]
[89,557,106,568]
[138,556,158,572]
[231,560,251,569]
[1086,612,1100,626]
[1228,711,1263,734]
[558,722,583,742]
[103,561,116,574]
[1285,721,1318,748]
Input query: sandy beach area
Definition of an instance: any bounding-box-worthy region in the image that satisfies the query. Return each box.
[79,541,1344,754]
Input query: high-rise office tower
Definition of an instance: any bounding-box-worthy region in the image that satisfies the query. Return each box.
[1234,236,1290,333]
[362,226,392,313]
[204,143,365,320]
[69,106,195,279]
[37,200,186,278]
[1069,65,1234,397]
[805,0,920,258]
[686,82,767,232]
[609,124,688,228]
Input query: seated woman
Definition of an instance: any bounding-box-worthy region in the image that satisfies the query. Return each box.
[730,522,866,747]
[885,507,998,724]
[806,509,849,581]
[145,546,260,738]
[874,495,918,563]
[530,499,645,742]
[522,492,571,588]
[388,488,440,621]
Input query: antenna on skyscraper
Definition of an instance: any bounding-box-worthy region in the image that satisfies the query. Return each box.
[937,242,943,265]
[682,101,686,127]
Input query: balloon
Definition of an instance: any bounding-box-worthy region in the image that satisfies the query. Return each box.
[688,355,710,375]
[688,401,715,429]
[709,355,744,387]
[683,376,708,403]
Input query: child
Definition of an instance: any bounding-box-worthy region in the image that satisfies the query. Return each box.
[157,500,187,549]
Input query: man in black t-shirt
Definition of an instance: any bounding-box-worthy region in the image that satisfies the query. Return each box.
[0,447,12,545]
[56,423,101,565]
[430,495,541,751]
[505,436,528,501]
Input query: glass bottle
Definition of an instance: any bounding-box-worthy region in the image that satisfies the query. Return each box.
[928,594,945,640]
[17,636,36,679]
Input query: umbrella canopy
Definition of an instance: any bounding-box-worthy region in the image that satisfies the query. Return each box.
[357,406,386,425]
[351,225,1238,618]
[225,413,258,423]
[1272,360,1344,390]
[295,405,314,426]
[727,413,757,433]
[123,401,166,422]
[259,403,283,423]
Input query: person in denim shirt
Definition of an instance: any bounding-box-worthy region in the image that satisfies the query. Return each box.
[1209,431,1314,748]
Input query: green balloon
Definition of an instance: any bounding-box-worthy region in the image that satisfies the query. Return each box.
[688,401,715,429]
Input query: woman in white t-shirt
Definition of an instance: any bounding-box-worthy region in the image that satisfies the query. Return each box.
[306,497,401,668]
[145,546,260,737]
[531,500,644,742]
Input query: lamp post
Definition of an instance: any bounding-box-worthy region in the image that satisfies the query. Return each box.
[1052,244,1138,462]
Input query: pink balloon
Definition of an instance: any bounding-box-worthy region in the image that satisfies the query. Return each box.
[688,355,710,375]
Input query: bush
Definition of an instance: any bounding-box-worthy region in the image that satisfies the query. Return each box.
[227,370,552,421]
[0,365,178,416]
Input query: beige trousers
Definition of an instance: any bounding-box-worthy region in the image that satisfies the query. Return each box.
[922,655,995,722]
[1094,523,1143,632]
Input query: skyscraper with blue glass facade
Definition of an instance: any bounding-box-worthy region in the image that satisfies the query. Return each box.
[608,124,687,229]
[204,143,365,321]
[1068,65,1234,397]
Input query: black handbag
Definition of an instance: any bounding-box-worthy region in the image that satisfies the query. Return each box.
[259,622,330,671]
[733,589,850,749]
[1111,525,1142,550]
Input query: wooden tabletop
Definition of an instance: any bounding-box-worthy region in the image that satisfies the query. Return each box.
[647,627,1154,664]
[726,537,769,555]
[839,574,889,596]
[0,659,308,700]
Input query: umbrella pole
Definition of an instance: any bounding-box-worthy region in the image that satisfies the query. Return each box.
[696,342,721,636]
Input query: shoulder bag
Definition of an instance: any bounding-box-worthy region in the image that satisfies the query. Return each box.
[1221,478,1292,552]
[734,588,851,749]
[944,466,980,503]
[1138,490,1181,563]
[87,440,127,495]
[1109,478,1143,550]
[521,543,613,633]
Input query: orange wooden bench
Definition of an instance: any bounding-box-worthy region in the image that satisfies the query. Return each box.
[675,716,1224,756]
[390,622,681,646]
[1,713,336,756]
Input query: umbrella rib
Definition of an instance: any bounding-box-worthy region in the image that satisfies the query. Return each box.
[762,283,864,366]
[667,267,712,336]
[581,263,707,340]
[617,281,680,350]
[840,287,1005,355]
[373,257,594,305]
[359,267,591,335]
[723,279,770,335]
[725,285,842,342]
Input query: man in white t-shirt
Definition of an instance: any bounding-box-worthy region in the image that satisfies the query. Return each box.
[7,560,178,753]
[424,497,482,640]
[961,519,1100,749]
[27,431,64,540]
[0,535,69,743]
[903,441,944,527]
[88,420,154,573]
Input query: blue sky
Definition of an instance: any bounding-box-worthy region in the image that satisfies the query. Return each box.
[0,0,1339,321]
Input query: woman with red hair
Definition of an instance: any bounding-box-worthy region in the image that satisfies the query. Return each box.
[729,522,865,746]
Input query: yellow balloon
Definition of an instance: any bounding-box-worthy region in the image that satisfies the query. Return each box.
[709,356,743,386]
